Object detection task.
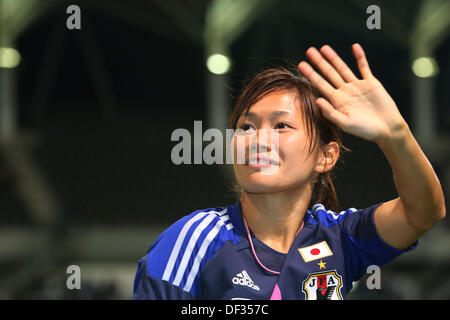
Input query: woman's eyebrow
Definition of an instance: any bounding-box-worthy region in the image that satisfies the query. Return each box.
[245,110,293,121]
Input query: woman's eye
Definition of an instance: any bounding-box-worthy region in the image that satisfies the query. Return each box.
[275,123,291,129]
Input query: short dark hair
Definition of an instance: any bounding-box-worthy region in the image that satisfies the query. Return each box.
[228,66,349,211]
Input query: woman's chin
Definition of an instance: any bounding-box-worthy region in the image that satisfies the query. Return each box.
[239,175,284,194]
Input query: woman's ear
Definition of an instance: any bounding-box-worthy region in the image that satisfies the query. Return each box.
[316,142,340,174]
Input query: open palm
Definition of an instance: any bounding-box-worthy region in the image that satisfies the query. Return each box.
[297,44,407,144]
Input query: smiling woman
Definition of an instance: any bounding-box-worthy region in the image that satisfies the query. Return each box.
[228,66,348,213]
[133,44,445,300]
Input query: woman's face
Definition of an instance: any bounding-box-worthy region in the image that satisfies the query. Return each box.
[232,89,326,194]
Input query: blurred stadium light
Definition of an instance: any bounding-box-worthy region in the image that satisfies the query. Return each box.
[412,56,439,78]
[0,0,57,142]
[204,0,272,135]
[409,0,450,146]
[0,47,21,68]
[206,53,232,75]
[0,0,60,238]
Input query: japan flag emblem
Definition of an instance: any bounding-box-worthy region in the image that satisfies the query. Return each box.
[298,241,333,262]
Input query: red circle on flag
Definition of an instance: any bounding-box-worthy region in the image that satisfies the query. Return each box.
[310,248,320,255]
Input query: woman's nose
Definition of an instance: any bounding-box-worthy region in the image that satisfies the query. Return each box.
[250,128,278,154]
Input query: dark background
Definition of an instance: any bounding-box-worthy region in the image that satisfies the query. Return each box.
[0,0,449,299]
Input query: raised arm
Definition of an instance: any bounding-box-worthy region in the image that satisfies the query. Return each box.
[297,43,446,249]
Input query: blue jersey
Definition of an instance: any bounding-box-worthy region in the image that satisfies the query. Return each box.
[133,200,417,300]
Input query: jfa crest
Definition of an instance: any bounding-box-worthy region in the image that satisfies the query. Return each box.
[302,270,343,300]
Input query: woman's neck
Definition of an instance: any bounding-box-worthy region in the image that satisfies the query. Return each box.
[240,186,312,254]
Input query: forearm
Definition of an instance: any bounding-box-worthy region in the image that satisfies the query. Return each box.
[376,121,446,229]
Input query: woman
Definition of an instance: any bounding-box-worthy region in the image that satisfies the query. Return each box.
[133,44,446,300]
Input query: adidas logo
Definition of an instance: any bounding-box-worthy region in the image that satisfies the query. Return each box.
[232,270,260,291]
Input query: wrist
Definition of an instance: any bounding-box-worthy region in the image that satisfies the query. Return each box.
[375,120,411,151]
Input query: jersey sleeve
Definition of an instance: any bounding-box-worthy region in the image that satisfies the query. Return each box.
[132,208,233,300]
[339,202,418,289]
[133,254,195,300]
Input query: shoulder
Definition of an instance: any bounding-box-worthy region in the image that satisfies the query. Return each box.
[139,204,240,294]
[158,205,239,258]
[305,202,386,235]
[166,206,235,240]
[305,203,359,227]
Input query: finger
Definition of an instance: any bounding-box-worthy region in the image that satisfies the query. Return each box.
[352,43,373,79]
[319,45,358,82]
[305,47,345,88]
[316,98,347,127]
[297,61,335,99]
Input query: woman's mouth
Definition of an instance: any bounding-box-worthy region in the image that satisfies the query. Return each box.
[246,154,279,168]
